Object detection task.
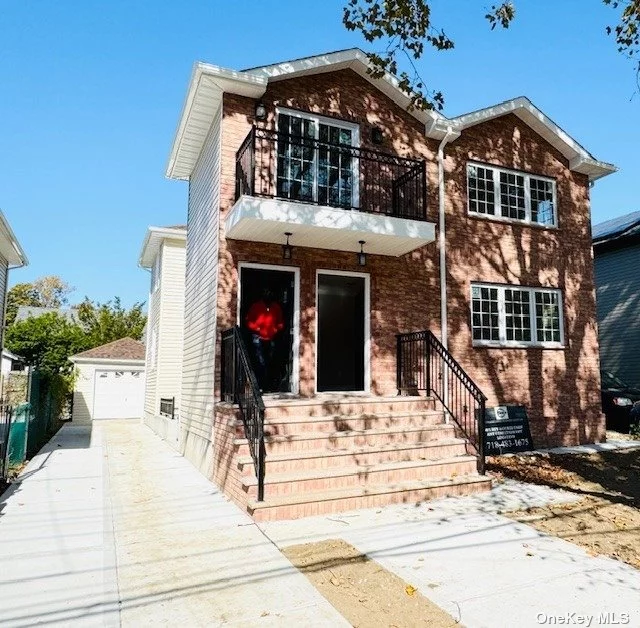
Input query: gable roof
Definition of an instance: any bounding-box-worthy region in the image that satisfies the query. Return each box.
[138,225,187,268]
[166,48,444,180]
[167,50,616,183]
[593,210,640,247]
[15,306,79,324]
[427,97,616,182]
[70,337,145,363]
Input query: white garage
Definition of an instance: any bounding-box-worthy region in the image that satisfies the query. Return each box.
[69,338,146,423]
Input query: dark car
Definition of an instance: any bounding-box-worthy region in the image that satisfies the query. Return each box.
[601,371,640,433]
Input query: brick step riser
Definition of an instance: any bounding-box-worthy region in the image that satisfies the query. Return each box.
[249,478,493,522]
[260,414,447,436]
[243,459,479,498]
[262,399,436,420]
[238,442,469,475]
[235,427,459,456]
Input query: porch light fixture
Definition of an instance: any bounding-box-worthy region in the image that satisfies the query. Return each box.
[255,101,267,121]
[282,232,293,260]
[357,240,367,266]
[371,126,384,145]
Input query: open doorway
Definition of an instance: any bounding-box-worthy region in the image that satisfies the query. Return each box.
[239,264,299,394]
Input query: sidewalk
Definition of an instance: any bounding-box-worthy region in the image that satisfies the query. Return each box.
[0,422,347,627]
[2,421,638,627]
[261,479,640,628]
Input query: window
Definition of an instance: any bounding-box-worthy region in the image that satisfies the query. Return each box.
[467,163,557,227]
[471,284,564,347]
[276,109,359,209]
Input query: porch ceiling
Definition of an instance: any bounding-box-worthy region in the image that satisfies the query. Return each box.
[225,196,436,257]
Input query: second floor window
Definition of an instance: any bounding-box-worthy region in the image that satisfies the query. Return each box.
[276,109,360,208]
[467,162,556,227]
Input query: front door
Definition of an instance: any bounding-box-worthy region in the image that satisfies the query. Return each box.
[317,272,367,392]
[240,267,296,394]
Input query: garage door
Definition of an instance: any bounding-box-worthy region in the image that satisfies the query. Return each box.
[93,370,145,420]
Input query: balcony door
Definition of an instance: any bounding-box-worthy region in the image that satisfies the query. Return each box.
[276,109,359,209]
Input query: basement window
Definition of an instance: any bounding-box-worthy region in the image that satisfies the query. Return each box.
[471,283,564,348]
[467,162,557,227]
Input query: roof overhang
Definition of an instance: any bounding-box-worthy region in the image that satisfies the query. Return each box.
[139,226,187,268]
[69,356,146,366]
[166,49,444,181]
[0,210,28,267]
[427,97,616,182]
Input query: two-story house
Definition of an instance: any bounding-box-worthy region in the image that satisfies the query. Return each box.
[163,49,615,520]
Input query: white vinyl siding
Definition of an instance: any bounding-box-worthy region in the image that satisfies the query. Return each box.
[156,240,186,417]
[143,276,161,416]
[181,105,221,456]
[0,253,8,350]
[467,162,557,228]
[471,283,564,348]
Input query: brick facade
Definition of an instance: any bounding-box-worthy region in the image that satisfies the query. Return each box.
[215,69,604,448]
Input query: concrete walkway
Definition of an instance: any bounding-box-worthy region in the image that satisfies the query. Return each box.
[0,422,347,627]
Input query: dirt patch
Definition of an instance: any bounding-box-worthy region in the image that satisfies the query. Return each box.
[488,446,640,569]
[282,539,458,628]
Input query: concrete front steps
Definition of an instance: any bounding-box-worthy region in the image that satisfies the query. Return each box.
[216,396,491,521]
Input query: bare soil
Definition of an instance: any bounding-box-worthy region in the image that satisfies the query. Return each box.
[487,445,640,569]
[283,539,459,628]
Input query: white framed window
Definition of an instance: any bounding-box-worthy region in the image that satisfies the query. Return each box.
[276,108,360,209]
[467,162,557,227]
[471,283,564,348]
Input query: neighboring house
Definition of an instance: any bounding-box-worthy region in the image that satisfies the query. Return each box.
[138,225,186,448]
[593,211,640,387]
[0,210,28,351]
[162,48,615,519]
[69,338,146,423]
[14,306,79,324]
[1,349,26,376]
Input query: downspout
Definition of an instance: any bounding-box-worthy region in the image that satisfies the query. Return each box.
[437,127,458,349]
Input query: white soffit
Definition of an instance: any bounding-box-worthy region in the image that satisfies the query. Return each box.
[225,196,436,257]
[166,64,267,180]
[0,210,28,267]
[439,97,616,181]
[139,226,187,268]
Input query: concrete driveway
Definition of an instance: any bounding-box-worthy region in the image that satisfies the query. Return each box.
[0,421,347,627]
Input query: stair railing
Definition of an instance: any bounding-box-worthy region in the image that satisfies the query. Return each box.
[220,326,266,501]
[396,330,487,474]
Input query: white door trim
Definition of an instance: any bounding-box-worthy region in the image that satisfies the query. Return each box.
[237,262,300,395]
[315,269,371,394]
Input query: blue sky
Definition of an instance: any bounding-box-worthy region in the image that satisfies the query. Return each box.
[1,0,637,307]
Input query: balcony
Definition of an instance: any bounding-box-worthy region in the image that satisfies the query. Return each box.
[224,127,436,257]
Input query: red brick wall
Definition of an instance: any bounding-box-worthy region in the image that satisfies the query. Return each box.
[217,70,441,398]
[444,114,604,447]
[215,70,604,447]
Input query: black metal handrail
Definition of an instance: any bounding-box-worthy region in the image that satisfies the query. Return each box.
[397,330,487,474]
[159,397,175,420]
[220,326,266,501]
[235,126,427,221]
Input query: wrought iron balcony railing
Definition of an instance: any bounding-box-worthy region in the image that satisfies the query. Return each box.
[235,127,428,222]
